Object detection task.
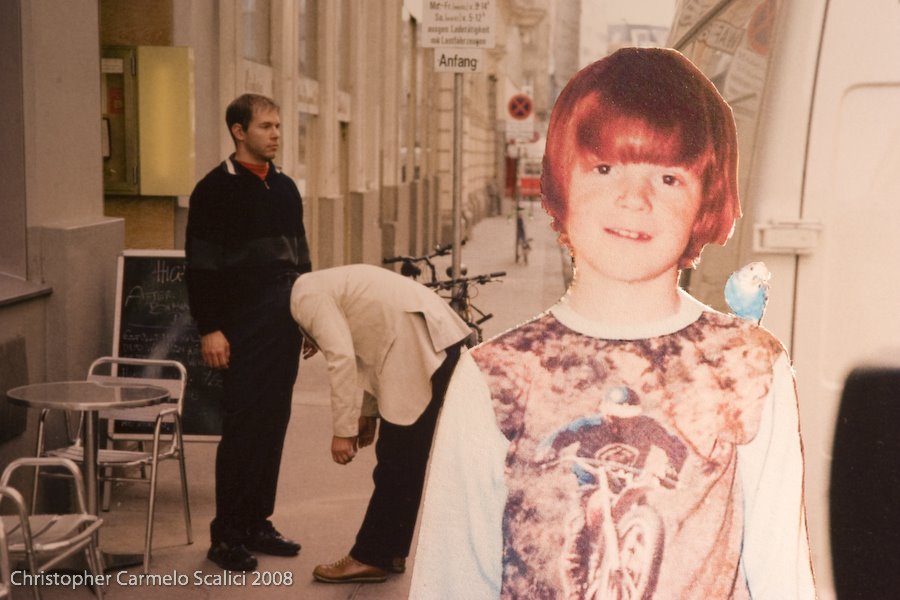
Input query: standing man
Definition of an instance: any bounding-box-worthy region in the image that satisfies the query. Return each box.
[289,264,472,583]
[185,93,311,572]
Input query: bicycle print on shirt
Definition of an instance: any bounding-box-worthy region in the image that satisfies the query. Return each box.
[470,310,784,600]
[538,400,688,599]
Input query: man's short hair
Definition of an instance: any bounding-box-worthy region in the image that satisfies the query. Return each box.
[541,47,740,269]
[225,93,280,141]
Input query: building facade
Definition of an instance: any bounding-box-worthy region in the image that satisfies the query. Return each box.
[0,0,553,473]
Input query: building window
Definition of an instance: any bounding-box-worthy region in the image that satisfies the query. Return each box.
[671,0,779,297]
[296,112,314,195]
[242,0,272,65]
[0,0,27,283]
[414,18,424,180]
[337,0,351,92]
[400,14,413,182]
[298,0,318,78]
[672,0,779,200]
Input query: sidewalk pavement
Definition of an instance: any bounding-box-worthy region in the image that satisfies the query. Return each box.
[27,199,567,600]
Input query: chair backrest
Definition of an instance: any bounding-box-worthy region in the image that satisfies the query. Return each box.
[88,357,188,443]
[1,458,95,586]
[0,517,10,600]
[87,356,187,410]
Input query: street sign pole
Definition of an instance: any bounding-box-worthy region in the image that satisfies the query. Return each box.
[421,0,495,283]
[452,72,463,280]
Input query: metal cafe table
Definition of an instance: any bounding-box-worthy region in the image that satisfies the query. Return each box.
[6,380,169,568]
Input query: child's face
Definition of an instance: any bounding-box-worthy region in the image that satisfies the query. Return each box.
[564,155,702,285]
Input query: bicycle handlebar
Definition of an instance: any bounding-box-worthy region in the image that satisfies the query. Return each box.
[553,454,680,489]
[382,243,453,265]
[425,271,506,290]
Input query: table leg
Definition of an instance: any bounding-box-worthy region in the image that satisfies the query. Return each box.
[82,410,99,515]
[84,410,144,571]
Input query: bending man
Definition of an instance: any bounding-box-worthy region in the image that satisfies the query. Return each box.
[290,264,471,584]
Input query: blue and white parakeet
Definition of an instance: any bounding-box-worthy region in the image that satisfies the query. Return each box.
[724,261,771,324]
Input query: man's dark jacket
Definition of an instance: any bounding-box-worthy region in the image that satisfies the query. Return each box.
[185,155,311,334]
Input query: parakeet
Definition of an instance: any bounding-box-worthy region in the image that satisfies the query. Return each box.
[724,261,771,324]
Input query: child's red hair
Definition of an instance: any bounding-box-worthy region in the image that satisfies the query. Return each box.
[541,47,740,269]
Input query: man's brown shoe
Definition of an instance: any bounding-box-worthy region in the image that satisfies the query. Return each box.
[312,555,387,583]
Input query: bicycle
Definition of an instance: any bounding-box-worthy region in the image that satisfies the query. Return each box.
[536,397,688,600]
[515,197,532,265]
[426,270,506,343]
[382,243,452,284]
[555,451,667,600]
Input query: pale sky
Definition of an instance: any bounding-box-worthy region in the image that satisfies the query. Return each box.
[603,0,677,27]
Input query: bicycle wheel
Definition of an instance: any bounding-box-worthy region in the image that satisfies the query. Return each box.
[515,216,530,265]
[515,217,522,263]
[560,502,596,599]
[588,505,663,600]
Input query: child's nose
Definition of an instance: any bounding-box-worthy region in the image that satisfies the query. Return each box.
[615,175,652,211]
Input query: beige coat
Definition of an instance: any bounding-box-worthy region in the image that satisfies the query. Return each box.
[290,264,472,437]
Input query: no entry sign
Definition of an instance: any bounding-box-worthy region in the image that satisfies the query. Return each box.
[508,94,533,120]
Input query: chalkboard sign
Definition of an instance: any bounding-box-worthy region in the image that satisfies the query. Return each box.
[113,250,222,440]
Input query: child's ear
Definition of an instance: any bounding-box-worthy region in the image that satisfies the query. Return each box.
[681,208,713,268]
[547,213,575,255]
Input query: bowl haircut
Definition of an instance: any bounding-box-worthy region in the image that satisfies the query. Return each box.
[541,47,740,269]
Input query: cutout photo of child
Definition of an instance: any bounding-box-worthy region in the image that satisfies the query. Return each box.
[410,47,816,599]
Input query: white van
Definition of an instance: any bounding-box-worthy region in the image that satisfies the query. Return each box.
[669,1,900,598]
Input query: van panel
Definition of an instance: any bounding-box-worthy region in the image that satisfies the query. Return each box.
[672,0,900,597]
[793,1,900,597]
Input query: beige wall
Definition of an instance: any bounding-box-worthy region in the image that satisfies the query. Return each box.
[22,0,105,226]
[0,0,28,280]
[1,1,124,466]
[0,300,50,481]
[16,0,121,382]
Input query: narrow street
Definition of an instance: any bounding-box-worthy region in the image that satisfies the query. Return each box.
[46,200,567,600]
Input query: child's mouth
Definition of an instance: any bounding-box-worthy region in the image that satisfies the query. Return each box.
[605,227,651,241]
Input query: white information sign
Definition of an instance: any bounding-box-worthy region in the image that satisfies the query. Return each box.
[421,0,496,49]
[506,119,535,142]
[100,58,124,74]
[434,48,484,73]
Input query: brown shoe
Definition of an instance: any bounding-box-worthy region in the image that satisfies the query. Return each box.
[313,555,387,584]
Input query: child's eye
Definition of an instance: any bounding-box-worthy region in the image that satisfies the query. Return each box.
[594,164,611,175]
[661,174,679,186]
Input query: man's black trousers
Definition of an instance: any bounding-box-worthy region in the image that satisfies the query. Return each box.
[211,280,301,543]
[350,344,462,569]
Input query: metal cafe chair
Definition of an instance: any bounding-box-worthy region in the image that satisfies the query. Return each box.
[32,357,191,573]
[0,515,10,600]
[1,457,105,600]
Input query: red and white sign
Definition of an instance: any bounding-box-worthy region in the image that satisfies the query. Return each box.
[507,94,533,120]
[506,93,535,141]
